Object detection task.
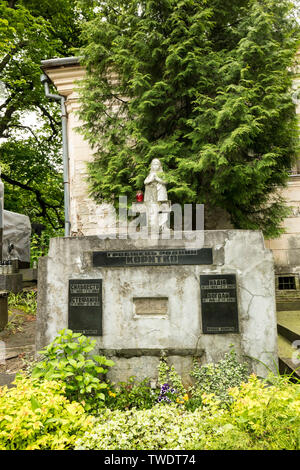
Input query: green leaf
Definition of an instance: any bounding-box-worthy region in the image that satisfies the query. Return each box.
[30,396,41,411]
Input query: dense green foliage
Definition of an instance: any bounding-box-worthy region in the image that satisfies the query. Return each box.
[31,329,115,413]
[79,0,300,237]
[0,375,94,450]
[0,0,94,231]
[75,375,300,450]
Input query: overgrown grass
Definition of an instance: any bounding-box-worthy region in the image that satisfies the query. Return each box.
[8,290,37,316]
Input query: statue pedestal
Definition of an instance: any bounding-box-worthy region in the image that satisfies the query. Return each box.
[130,200,171,234]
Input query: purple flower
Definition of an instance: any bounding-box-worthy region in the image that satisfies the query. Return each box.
[157,382,178,404]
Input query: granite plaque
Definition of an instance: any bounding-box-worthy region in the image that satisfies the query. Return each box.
[68,279,102,336]
[200,274,239,334]
[93,248,213,267]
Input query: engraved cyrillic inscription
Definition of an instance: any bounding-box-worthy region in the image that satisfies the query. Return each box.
[68,279,102,336]
[200,274,239,334]
[93,248,213,267]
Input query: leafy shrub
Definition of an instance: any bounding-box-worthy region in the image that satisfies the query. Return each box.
[190,347,250,405]
[31,329,114,413]
[75,375,300,450]
[75,404,206,450]
[0,375,94,450]
[106,376,160,410]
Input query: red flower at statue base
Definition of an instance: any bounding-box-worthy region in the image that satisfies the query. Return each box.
[136,191,144,202]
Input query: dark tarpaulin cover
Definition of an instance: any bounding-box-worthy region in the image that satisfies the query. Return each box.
[2,210,31,262]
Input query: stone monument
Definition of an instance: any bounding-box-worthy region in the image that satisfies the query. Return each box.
[36,160,278,383]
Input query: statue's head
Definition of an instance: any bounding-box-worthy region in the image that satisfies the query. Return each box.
[150,158,163,173]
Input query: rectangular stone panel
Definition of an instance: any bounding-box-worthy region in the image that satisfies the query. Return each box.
[68,279,102,336]
[200,274,239,334]
[133,297,168,315]
[93,248,213,267]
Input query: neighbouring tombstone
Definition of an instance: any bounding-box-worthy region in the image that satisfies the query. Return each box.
[0,164,31,267]
[0,292,8,331]
[2,210,31,267]
[0,168,26,294]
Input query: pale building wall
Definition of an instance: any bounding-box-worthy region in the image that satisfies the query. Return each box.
[44,63,116,236]
[43,58,300,270]
[265,178,300,272]
[265,51,300,271]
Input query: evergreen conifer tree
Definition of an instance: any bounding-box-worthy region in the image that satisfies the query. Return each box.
[79,0,300,237]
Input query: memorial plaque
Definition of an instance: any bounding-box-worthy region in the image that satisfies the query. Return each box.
[68,279,102,336]
[93,248,213,267]
[200,274,239,334]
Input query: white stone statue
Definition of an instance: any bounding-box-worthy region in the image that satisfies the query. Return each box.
[129,158,171,236]
[144,158,168,203]
[143,159,170,233]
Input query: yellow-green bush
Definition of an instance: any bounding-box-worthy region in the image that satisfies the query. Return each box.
[225,374,300,450]
[75,375,300,450]
[0,375,94,450]
[1,373,299,450]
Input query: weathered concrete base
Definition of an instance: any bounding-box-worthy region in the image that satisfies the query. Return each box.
[0,273,23,294]
[19,268,37,282]
[36,230,278,381]
[105,355,199,388]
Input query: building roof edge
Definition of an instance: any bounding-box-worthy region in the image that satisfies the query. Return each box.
[41,56,83,70]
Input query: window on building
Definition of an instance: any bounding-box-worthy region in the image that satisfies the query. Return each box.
[278,276,296,290]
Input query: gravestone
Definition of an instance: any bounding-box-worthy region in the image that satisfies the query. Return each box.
[36,159,278,382]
